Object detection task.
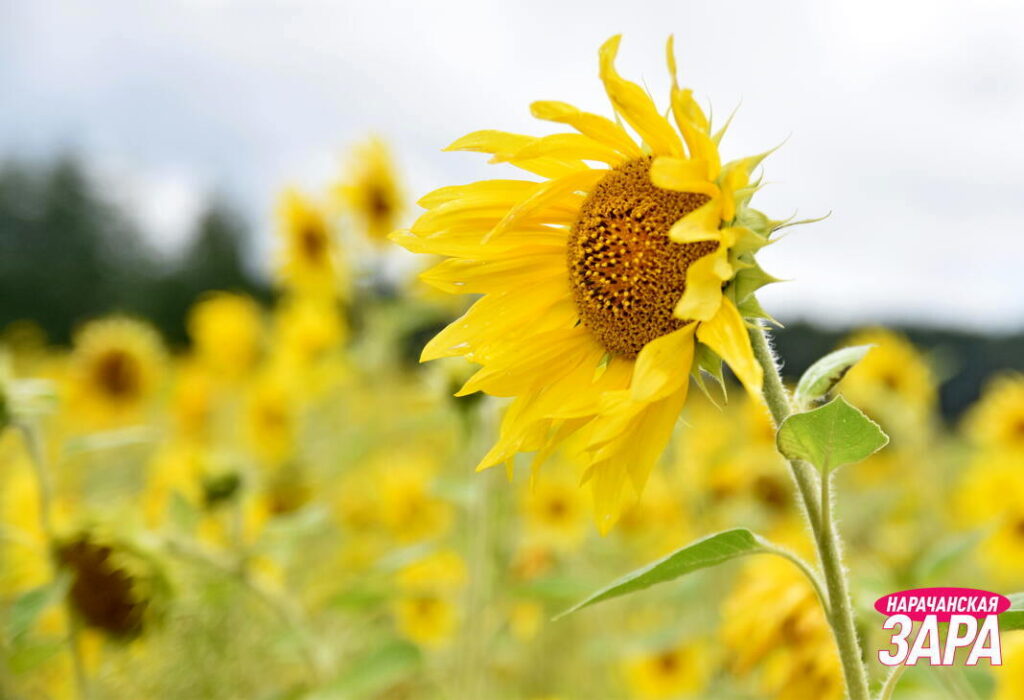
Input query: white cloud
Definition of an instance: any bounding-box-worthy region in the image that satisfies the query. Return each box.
[2,0,1022,328]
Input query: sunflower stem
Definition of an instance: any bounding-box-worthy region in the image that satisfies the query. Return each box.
[749,323,871,700]
[18,421,90,700]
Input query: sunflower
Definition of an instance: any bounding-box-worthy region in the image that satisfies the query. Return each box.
[623,641,710,699]
[69,317,164,426]
[722,556,842,700]
[187,292,264,382]
[338,136,404,243]
[394,36,783,530]
[277,189,343,299]
[965,373,1024,454]
[55,531,166,641]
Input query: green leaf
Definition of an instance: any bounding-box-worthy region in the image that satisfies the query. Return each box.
[777,396,889,474]
[1004,593,1024,631]
[555,529,769,619]
[312,641,421,698]
[793,345,873,407]
[6,573,69,640]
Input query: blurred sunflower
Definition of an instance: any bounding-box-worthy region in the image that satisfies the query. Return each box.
[277,189,344,299]
[69,317,164,426]
[722,556,842,700]
[956,452,1024,582]
[55,531,166,641]
[392,549,466,649]
[394,36,783,531]
[837,328,936,434]
[994,632,1024,700]
[187,292,264,382]
[244,369,298,468]
[623,641,710,699]
[339,136,404,243]
[520,471,589,551]
[965,373,1024,454]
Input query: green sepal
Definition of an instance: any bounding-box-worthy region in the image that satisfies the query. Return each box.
[690,341,726,406]
[736,294,781,326]
[730,260,782,305]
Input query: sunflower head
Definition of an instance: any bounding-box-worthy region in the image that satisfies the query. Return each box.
[966,373,1024,454]
[395,35,792,530]
[70,317,165,426]
[276,189,344,299]
[55,531,167,641]
[624,642,710,699]
[187,292,264,381]
[338,136,404,243]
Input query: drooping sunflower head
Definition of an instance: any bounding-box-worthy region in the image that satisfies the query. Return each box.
[338,136,404,244]
[55,531,166,641]
[395,36,791,531]
[70,317,165,426]
[276,189,344,299]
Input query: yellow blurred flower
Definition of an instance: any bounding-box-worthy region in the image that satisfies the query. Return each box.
[142,442,203,528]
[722,556,842,700]
[244,370,298,467]
[957,452,1024,582]
[0,462,52,593]
[271,295,346,385]
[377,453,453,544]
[170,360,217,444]
[187,292,263,381]
[393,549,466,649]
[521,471,589,551]
[277,188,343,299]
[837,328,936,432]
[338,136,404,243]
[69,316,164,427]
[965,373,1024,454]
[55,531,159,641]
[623,641,710,699]
[993,632,1024,700]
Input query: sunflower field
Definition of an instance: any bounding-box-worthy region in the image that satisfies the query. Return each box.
[2,34,1024,700]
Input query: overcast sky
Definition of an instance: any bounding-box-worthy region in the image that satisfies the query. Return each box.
[2,0,1022,330]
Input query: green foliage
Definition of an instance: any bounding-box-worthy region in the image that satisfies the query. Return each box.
[0,155,268,347]
[793,344,873,408]
[4,574,69,642]
[1003,593,1024,631]
[776,396,889,474]
[556,529,770,619]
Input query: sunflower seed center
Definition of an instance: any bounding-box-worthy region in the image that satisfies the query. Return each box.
[567,157,714,358]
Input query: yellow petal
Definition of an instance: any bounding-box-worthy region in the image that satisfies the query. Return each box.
[488,168,605,240]
[444,130,587,179]
[696,297,763,395]
[667,199,723,244]
[630,324,696,403]
[598,36,684,157]
[648,157,720,199]
[530,100,642,157]
[674,247,731,321]
[501,133,626,166]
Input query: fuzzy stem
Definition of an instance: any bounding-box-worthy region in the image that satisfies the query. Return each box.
[19,422,90,700]
[749,324,871,700]
[878,664,906,700]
